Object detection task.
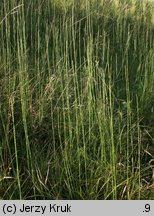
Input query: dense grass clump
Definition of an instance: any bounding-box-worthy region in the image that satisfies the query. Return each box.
[0,0,154,199]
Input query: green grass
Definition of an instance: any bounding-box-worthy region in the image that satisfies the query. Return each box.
[0,0,154,199]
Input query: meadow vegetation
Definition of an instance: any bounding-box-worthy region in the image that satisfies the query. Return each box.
[0,0,154,199]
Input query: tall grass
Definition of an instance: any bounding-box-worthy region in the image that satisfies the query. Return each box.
[0,0,154,199]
